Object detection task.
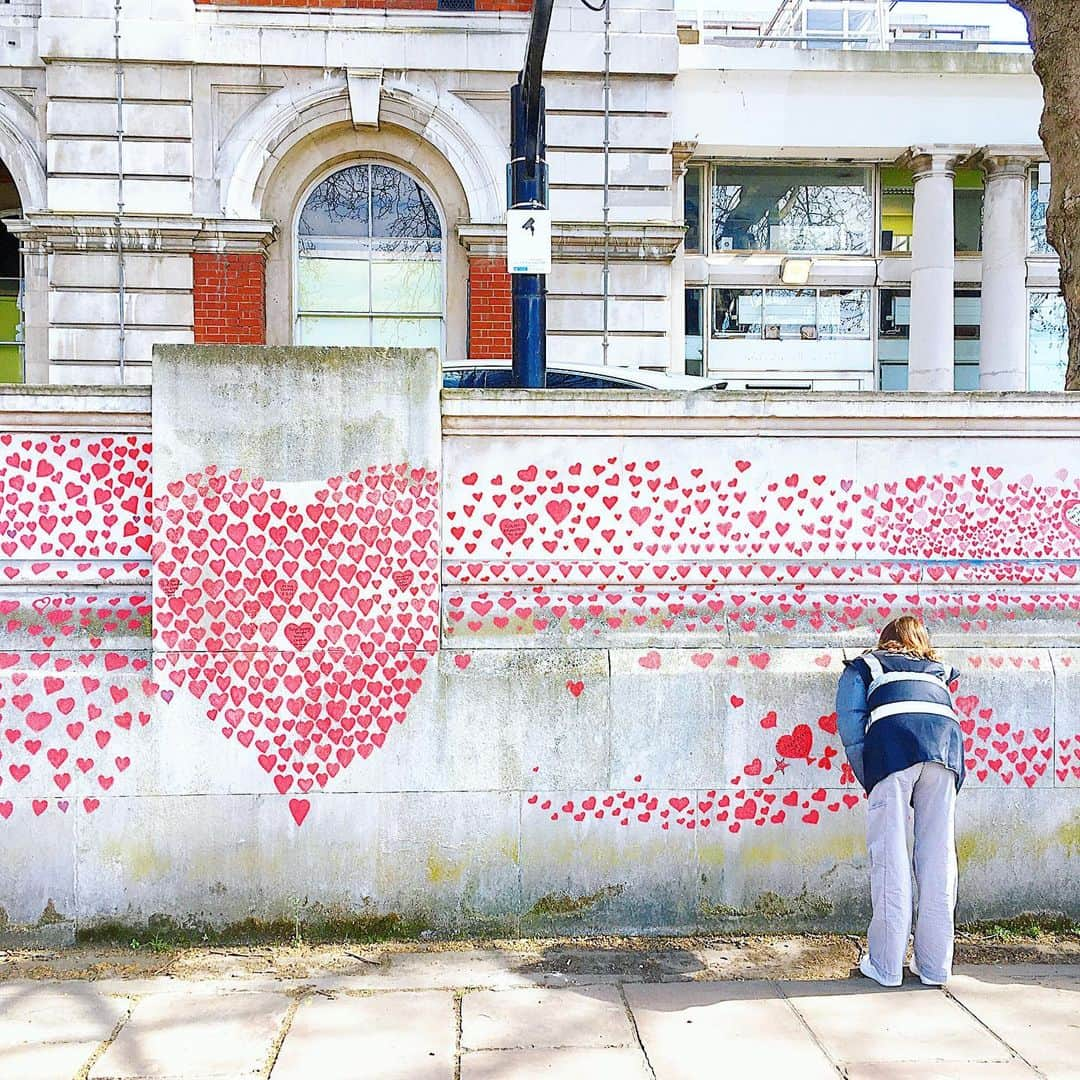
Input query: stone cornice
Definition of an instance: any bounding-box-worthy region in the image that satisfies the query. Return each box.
[441,390,1080,437]
[458,222,686,262]
[8,215,277,254]
[0,385,152,432]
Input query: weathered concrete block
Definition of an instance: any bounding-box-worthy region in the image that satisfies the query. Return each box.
[0,806,76,926]
[152,346,440,482]
[73,791,521,930]
[436,649,610,791]
[609,649,729,788]
[519,789,700,932]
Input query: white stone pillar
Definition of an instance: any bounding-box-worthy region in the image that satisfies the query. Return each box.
[907,150,960,392]
[976,152,1031,390]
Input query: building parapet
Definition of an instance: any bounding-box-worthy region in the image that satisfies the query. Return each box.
[441,389,1080,436]
[0,384,151,431]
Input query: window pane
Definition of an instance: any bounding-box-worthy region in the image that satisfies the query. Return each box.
[1030,167,1053,255]
[878,288,910,389]
[295,163,445,350]
[297,315,371,347]
[876,289,984,389]
[954,291,981,375]
[685,287,704,375]
[297,257,371,314]
[370,260,442,314]
[818,289,870,339]
[954,169,984,253]
[954,363,979,392]
[371,317,441,350]
[299,165,370,251]
[711,165,872,253]
[0,278,22,384]
[713,288,762,337]
[763,288,816,340]
[684,165,703,253]
[1028,291,1067,390]
[880,167,914,253]
[370,165,442,240]
[879,363,908,392]
[880,169,984,253]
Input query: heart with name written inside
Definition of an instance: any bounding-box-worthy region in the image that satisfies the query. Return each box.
[152,463,439,825]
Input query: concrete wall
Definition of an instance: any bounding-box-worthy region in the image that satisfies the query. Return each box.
[1,362,1078,935]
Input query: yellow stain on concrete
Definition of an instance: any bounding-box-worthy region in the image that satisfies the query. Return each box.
[497,836,521,866]
[1056,811,1080,857]
[102,840,171,884]
[739,830,865,870]
[426,850,465,885]
[956,830,1000,868]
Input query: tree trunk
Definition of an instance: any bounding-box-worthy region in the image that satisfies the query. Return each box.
[1010,1,1080,389]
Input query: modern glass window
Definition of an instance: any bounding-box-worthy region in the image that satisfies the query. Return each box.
[684,287,705,375]
[296,163,443,350]
[713,287,870,340]
[878,168,983,254]
[954,171,984,254]
[1028,291,1067,390]
[684,164,704,254]
[877,289,981,390]
[880,166,914,252]
[0,210,21,383]
[710,165,872,254]
[1030,166,1053,255]
[953,290,981,389]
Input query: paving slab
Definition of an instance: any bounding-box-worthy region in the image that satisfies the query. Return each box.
[461,986,633,1051]
[0,985,131,1080]
[270,990,455,1080]
[782,980,1013,1067]
[89,989,290,1079]
[460,1046,652,1080]
[625,981,839,1080]
[312,950,539,992]
[946,967,1080,1078]
[844,1063,1038,1079]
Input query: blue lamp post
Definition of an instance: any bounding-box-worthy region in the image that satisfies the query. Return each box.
[509,0,554,388]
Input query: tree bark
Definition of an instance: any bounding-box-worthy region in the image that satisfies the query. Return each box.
[1010,1,1080,389]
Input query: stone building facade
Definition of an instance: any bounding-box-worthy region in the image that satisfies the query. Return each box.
[0,0,1064,390]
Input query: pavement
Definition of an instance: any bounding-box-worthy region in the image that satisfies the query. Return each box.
[0,952,1077,1079]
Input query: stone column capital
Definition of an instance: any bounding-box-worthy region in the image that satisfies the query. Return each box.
[897,145,975,181]
[966,146,1044,181]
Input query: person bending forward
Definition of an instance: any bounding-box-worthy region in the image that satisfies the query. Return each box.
[836,616,965,987]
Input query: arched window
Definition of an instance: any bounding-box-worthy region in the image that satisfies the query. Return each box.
[296,163,443,350]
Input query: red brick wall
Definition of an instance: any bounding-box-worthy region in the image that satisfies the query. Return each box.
[192,253,266,346]
[468,256,512,359]
[193,0,530,9]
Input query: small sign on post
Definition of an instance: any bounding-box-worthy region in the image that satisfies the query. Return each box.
[507,209,552,274]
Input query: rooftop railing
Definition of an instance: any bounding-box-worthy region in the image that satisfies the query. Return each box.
[677,0,1031,52]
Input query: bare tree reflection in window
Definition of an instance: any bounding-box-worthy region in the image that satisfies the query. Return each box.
[296,163,443,349]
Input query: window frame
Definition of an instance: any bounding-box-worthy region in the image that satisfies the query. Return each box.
[710,285,871,341]
[292,159,447,353]
[707,161,876,256]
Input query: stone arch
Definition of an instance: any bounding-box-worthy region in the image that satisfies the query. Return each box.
[0,90,46,212]
[217,74,505,226]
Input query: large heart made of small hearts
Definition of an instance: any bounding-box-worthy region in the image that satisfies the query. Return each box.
[152,464,439,814]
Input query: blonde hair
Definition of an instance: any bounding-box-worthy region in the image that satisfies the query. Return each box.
[874,616,940,661]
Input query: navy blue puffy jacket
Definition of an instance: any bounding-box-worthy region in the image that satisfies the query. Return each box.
[837,651,964,795]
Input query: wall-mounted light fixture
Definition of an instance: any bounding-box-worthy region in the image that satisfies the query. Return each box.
[779,256,813,286]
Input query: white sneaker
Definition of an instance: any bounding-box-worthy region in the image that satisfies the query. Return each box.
[909,954,947,987]
[859,953,901,988]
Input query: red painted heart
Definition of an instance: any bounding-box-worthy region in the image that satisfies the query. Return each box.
[153,463,439,821]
